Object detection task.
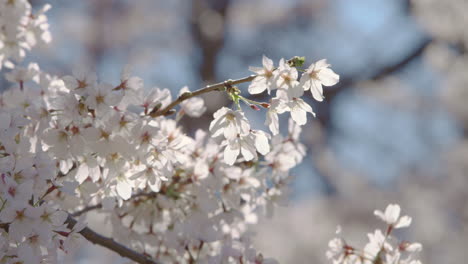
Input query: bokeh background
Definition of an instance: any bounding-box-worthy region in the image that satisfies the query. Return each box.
[15,0,468,263]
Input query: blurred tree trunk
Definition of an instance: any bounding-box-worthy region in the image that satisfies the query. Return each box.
[190,0,230,83]
[182,0,231,131]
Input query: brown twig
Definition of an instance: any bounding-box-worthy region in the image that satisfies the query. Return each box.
[71,191,158,217]
[151,75,256,117]
[65,215,160,264]
[2,214,160,264]
[71,204,103,217]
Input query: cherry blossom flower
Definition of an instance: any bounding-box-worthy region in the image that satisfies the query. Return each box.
[275,58,299,90]
[85,82,123,116]
[0,203,35,242]
[0,177,34,203]
[131,163,169,192]
[223,129,269,165]
[300,59,339,101]
[265,98,287,135]
[139,87,171,114]
[224,133,257,165]
[60,218,87,254]
[5,63,40,84]
[62,66,97,95]
[116,65,144,108]
[363,230,391,260]
[328,204,422,264]
[209,107,250,140]
[248,55,276,94]
[179,86,206,117]
[326,238,346,262]
[374,204,412,229]
[73,154,101,184]
[284,84,315,125]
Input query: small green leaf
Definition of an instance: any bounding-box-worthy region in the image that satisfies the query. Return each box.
[288,56,306,67]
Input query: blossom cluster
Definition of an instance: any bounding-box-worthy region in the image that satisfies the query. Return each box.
[0,64,90,263]
[0,56,317,262]
[327,204,422,264]
[0,0,52,70]
[0,9,339,261]
[212,55,339,165]
[0,1,424,264]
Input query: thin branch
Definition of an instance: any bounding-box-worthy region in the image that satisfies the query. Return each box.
[71,204,102,217]
[324,37,432,102]
[152,75,256,117]
[65,215,160,264]
[71,191,158,217]
[0,223,8,232]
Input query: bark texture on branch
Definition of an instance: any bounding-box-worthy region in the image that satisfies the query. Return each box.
[65,215,160,264]
[152,75,256,117]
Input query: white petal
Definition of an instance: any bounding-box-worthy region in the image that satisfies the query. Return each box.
[394,215,412,228]
[127,76,143,91]
[116,180,132,200]
[240,141,256,161]
[224,142,240,165]
[318,68,339,86]
[209,118,227,138]
[238,117,251,134]
[299,74,311,91]
[212,107,228,119]
[51,210,68,226]
[183,97,206,117]
[255,131,270,155]
[315,59,330,68]
[262,55,274,70]
[75,163,89,184]
[194,160,209,179]
[287,84,304,99]
[405,243,422,252]
[266,111,279,135]
[291,107,306,126]
[310,80,324,102]
[297,99,315,116]
[249,66,264,74]
[148,177,161,192]
[178,86,190,95]
[82,127,100,142]
[374,210,386,222]
[248,81,267,94]
[62,76,78,89]
[385,204,401,224]
[224,122,238,140]
[105,92,123,106]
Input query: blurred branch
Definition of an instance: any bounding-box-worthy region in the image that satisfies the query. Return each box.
[65,215,160,264]
[325,37,432,103]
[317,37,432,128]
[308,38,432,195]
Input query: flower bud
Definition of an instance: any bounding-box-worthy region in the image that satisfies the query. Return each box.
[260,103,270,108]
[250,104,260,111]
